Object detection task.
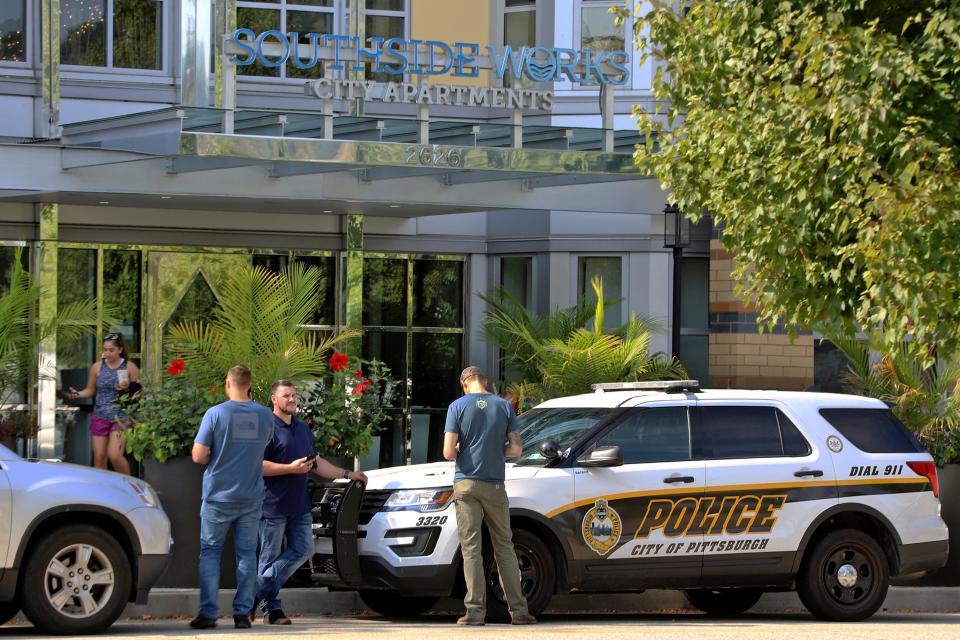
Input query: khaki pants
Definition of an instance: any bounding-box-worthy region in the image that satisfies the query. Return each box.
[452,479,529,619]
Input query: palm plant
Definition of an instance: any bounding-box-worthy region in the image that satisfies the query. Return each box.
[483,277,687,407]
[165,262,358,403]
[0,248,102,431]
[829,337,960,466]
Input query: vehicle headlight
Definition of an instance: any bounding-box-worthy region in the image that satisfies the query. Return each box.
[382,488,453,513]
[127,480,159,508]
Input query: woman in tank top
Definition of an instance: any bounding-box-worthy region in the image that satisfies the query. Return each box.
[66,332,140,474]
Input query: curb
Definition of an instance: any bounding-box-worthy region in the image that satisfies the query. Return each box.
[121,586,960,618]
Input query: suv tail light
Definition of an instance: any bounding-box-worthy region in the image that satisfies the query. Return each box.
[907,461,939,497]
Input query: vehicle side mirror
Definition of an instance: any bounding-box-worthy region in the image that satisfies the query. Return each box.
[540,439,561,460]
[577,445,623,468]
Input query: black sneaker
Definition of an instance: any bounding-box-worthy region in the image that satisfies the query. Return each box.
[266,608,292,625]
[234,614,252,629]
[189,615,217,629]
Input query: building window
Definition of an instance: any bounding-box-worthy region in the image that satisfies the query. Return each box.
[61,0,164,70]
[501,256,533,310]
[678,258,709,383]
[578,256,622,329]
[503,0,535,88]
[0,1,26,63]
[578,0,627,86]
[237,1,407,81]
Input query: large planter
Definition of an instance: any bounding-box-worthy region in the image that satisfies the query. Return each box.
[143,456,237,588]
[908,463,960,586]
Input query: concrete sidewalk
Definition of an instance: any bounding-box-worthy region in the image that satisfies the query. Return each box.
[121,586,960,618]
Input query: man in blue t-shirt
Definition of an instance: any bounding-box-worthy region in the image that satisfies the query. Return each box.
[442,366,536,626]
[253,380,366,625]
[189,365,274,630]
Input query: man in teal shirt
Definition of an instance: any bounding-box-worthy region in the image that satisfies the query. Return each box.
[442,366,536,626]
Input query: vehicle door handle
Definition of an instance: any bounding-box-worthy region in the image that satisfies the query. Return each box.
[663,475,695,484]
[794,469,824,478]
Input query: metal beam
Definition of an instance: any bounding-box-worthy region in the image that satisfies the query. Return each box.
[523,174,645,189]
[62,148,159,170]
[441,171,540,187]
[165,157,264,174]
[267,162,358,178]
[359,167,449,182]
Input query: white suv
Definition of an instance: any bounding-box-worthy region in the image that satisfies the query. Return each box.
[0,444,172,634]
[312,382,948,622]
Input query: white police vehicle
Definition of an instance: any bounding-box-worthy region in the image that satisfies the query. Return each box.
[312,381,948,622]
[0,444,172,634]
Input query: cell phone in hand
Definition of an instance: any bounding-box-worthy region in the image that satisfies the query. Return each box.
[307,456,318,470]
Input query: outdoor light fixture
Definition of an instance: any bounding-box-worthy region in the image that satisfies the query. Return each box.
[663,203,691,358]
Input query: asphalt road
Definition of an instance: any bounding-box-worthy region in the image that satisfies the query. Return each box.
[4,612,960,639]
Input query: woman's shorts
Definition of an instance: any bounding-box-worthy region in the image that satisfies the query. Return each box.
[90,414,124,437]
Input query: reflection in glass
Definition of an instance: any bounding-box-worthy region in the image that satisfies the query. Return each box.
[680,258,709,330]
[503,9,536,88]
[362,330,406,406]
[366,0,404,10]
[58,249,96,312]
[103,250,142,351]
[287,10,332,79]
[581,6,625,51]
[61,0,107,66]
[252,254,335,325]
[514,408,610,465]
[0,1,26,62]
[363,258,406,326]
[365,14,404,81]
[0,246,25,295]
[237,7,280,77]
[166,273,218,328]
[411,333,461,408]
[113,0,162,70]
[413,260,462,328]
[578,256,622,328]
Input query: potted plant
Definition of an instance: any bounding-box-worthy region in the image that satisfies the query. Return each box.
[829,338,960,585]
[299,352,395,470]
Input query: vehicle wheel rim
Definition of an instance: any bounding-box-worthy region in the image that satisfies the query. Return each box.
[486,542,542,605]
[822,545,875,606]
[43,543,115,619]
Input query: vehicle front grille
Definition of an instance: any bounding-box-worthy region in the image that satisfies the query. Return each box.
[315,488,393,525]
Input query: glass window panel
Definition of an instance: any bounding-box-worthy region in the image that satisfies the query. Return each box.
[286,10,331,79]
[501,257,532,310]
[598,407,691,463]
[778,411,811,457]
[367,0,404,11]
[166,273,218,328]
[411,333,461,408]
[61,0,107,66]
[252,253,288,273]
[0,246,26,296]
[819,408,925,454]
[581,5,625,51]
[112,0,162,69]
[0,1,26,62]
[413,260,463,328]
[678,335,708,385]
[365,14,404,81]
[363,258,406,326]
[58,335,96,382]
[362,330,407,406]
[814,339,852,393]
[680,258,708,330]
[503,9,535,87]
[698,406,784,459]
[237,7,280,77]
[293,0,333,6]
[295,256,335,325]
[103,250,142,351]
[58,249,97,312]
[578,256,621,329]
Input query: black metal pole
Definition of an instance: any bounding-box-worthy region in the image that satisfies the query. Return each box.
[672,245,682,358]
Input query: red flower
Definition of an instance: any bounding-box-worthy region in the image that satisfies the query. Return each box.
[351,379,372,396]
[166,359,186,376]
[329,351,349,373]
[353,369,364,378]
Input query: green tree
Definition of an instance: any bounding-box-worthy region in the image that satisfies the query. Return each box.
[482,277,686,407]
[165,262,357,403]
[629,0,960,365]
[828,337,960,465]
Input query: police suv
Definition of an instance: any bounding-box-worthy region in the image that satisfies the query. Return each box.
[312,381,948,622]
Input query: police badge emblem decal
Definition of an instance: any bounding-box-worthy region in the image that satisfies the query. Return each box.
[582,498,622,556]
[476,398,487,409]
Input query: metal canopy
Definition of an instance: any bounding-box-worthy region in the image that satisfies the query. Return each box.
[23,106,663,216]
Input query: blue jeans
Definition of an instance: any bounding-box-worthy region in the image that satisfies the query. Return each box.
[255,512,314,613]
[198,500,261,619]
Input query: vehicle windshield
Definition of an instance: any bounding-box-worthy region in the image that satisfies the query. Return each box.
[0,442,21,460]
[514,407,611,465]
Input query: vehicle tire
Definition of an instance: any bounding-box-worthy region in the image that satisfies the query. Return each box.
[484,528,556,623]
[358,590,439,618]
[684,588,763,616]
[0,601,20,626]
[20,524,132,635]
[797,528,890,622]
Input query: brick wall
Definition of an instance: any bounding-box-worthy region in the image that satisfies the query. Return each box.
[708,239,814,390]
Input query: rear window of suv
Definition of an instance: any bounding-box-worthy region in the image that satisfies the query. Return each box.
[819,408,925,453]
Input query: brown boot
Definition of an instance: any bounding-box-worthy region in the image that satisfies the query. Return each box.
[456,614,485,626]
[511,613,537,625]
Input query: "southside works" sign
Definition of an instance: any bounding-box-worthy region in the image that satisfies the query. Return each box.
[230,30,631,86]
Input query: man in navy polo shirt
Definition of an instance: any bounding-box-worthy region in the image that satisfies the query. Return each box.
[254,380,367,625]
